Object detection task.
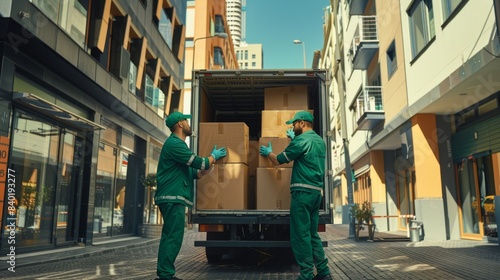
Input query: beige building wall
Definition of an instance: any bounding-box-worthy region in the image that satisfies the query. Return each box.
[400,0,497,106]
[377,0,408,123]
[235,43,263,69]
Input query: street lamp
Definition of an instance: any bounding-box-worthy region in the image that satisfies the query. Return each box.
[334,39,355,239]
[192,32,228,72]
[293,39,307,69]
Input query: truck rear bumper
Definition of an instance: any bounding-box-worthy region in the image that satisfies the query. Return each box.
[194,240,328,248]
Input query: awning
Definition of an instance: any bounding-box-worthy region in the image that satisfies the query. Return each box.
[12,92,105,131]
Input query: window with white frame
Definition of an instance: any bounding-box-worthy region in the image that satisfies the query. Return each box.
[408,0,435,59]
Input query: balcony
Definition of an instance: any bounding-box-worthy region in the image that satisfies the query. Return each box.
[349,0,369,15]
[351,16,379,70]
[356,86,384,130]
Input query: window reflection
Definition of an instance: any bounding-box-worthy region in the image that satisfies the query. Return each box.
[7,113,59,247]
[32,0,88,48]
[94,143,116,236]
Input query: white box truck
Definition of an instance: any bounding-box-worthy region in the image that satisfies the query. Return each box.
[190,69,334,262]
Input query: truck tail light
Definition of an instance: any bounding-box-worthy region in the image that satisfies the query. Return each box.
[198,224,224,232]
[317,224,326,232]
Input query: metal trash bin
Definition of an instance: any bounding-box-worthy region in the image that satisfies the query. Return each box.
[409,220,423,242]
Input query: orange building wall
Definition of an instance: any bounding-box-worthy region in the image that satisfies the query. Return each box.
[412,114,442,199]
[370,150,385,203]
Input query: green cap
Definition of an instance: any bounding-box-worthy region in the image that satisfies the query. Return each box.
[285,111,313,124]
[165,112,191,129]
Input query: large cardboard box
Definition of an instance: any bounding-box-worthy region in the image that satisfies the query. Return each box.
[264,85,309,110]
[199,122,249,164]
[256,168,292,210]
[261,110,313,138]
[248,140,260,176]
[197,164,248,210]
[258,137,292,168]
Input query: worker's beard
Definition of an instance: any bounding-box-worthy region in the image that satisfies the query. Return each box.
[183,126,192,136]
[294,126,303,137]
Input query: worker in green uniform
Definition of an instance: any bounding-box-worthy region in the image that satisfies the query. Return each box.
[155,112,227,280]
[260,111,332,280]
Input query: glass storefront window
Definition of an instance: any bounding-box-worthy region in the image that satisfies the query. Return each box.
[145,142,161,224]
[94,143,116,236]
[114,151,129,233]
[6,113,59,248]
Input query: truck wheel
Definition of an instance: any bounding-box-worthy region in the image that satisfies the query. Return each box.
[205,247,224,263]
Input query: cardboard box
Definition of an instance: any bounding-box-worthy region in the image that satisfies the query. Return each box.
[264,85,309,110]
[256,167,292,210]
[258,137,292,168]
[248,141,260,176]
[197,164,248,210]
[261,110,314,138]
[199,122,249,164]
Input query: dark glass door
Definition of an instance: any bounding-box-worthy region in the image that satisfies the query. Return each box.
[8,112,59,248]
[55,132,84,245]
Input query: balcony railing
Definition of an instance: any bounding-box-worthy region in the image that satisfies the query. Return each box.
[356,86,384,130]
[351,16,379,70]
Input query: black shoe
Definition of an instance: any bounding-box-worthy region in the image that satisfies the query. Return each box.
[154,277,182,280]
[313,274,332,280]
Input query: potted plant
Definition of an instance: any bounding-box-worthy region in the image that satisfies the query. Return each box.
[351,201,375,241]
[140,173,157,224]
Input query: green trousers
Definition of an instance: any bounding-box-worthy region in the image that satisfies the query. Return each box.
[290,191,330,280]
[157,203,186,279]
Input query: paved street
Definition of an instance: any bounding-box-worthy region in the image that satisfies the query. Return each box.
[1,224,499,279]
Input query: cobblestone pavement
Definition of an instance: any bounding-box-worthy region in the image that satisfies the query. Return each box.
[1,224,499,279]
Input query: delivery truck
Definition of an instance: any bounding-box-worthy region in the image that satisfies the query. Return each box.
[189,69,333,262]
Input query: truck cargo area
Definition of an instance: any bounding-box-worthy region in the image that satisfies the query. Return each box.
[190,69,333,262]
[193,70,325,139]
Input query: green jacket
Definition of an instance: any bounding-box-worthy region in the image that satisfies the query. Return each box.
[276,130,326,194]
[155,134,211,207]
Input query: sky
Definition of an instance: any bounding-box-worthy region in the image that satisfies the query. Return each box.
[244,0,330,69]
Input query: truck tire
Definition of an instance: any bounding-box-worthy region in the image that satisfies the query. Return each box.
[205,247,224,263]
[205,232,228,263]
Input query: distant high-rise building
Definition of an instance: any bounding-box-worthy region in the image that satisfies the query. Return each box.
[235,43,263,69]
[226,0,245,47]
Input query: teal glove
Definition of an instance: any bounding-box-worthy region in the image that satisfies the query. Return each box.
[286,128,295,140]
[259,142,273,156]
[211,145,227,160]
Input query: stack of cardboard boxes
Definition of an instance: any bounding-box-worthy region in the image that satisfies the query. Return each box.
[197,123,249,209]
[197,85,310,210]
[256,85,310,210]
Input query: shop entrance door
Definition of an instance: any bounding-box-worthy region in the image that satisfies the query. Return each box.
[7,111,84,250]
[55,133,84,245]
[456,158,483,239]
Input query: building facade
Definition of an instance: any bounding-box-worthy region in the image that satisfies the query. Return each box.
[0,0,187,254]
[324,0,500,241]
[226,0,244,47]
[183,0,238,115]
[235,43,263,69]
